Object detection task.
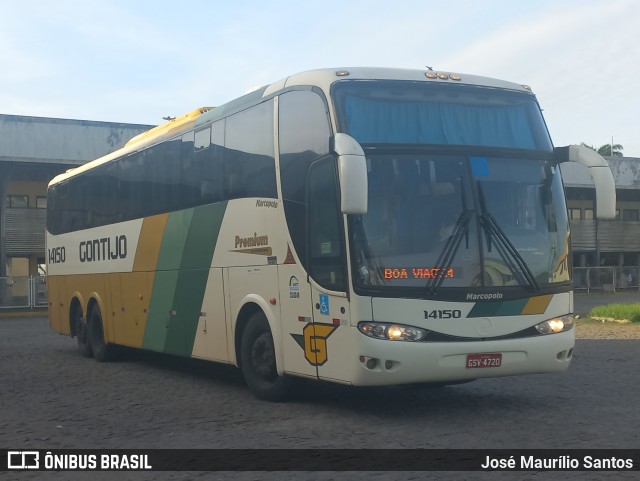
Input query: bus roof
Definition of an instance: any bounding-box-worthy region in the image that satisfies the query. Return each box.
[191,67,533,130]
[265,67,532,98]
[49,67,534,187]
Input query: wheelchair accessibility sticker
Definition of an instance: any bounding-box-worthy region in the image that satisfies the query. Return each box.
[319,294,329,315]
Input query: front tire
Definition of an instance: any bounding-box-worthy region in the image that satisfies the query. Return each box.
[88,305,113,362]
[240,312,291,402]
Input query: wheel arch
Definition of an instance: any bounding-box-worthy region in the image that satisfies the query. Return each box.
[233,295,284,375]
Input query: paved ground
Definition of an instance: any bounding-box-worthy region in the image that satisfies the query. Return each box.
[1,314,639,481]
[573,291,639,316]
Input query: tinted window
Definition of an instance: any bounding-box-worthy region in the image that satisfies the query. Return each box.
[333,81,553,151]
[194,126,211,150]
[85,160,122,226]
[278,90,331,265]
[119,148,150,219]
[224,100,276,199]
[307,157,346,291]
[121,137,183,218]
[195,121,225,204]
[48,101,276,234]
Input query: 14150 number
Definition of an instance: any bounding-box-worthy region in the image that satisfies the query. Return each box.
[424,309,462,319]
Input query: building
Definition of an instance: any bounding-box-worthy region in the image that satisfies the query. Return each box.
[561,158,640,265]
[0,114,153,286]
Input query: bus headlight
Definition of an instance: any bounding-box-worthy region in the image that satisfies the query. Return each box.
[358,322,427,341]
[535,315,574,334]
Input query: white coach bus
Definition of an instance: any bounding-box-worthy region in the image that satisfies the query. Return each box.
[46,68,616,400]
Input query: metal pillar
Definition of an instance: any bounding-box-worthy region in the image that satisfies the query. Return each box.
[0,164,14,277]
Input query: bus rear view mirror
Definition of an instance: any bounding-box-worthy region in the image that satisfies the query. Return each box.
[555,144,616,220]
[334,133,368,214]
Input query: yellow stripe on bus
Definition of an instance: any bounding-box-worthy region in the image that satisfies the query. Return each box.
[133,213,169,272]
[521,294,553,315]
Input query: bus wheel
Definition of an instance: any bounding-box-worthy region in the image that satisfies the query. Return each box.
[240,312,291,402]
[73,306,92,358]
[88,305,113,363]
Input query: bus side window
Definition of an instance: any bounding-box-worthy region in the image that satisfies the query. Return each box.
[279,89,331,268]
[183,127,224,207]
[307,156,346,292]
[224,100,276,200]
[147,138,183,214]
[180,131,199,207]
[194,126,211,150]
[199,121,224,204]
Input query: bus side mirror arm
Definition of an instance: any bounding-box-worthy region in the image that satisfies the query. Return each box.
[334,133,368,214]
[555,145,616,220]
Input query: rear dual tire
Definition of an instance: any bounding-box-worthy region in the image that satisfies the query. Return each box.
[73,306,92,358]
[88,305,113,362]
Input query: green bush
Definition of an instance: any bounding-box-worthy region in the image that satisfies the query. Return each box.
[590,303,640,323]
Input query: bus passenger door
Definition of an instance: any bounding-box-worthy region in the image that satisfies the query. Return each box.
[310,284,351,383]
[307,157,351,383]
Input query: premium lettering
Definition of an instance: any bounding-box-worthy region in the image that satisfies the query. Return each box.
[235,233,269,248]
[79,235,127,262]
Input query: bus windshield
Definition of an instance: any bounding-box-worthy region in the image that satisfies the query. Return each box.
[333,80,553,150]
[333,81,570,295]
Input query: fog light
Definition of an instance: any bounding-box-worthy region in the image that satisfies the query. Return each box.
[535,315,573,334]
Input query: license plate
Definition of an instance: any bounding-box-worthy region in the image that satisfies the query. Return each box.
[466,353,502,368]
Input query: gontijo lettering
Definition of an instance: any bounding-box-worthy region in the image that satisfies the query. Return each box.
[79,235,127,262]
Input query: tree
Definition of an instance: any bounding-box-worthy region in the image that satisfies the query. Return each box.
[580,142,624,157]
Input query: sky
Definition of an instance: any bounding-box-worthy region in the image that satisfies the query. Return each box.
[1,0,639,156]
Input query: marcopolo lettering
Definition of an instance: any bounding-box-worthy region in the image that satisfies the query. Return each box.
[256,199,278,208]
[466,292,504,301]
[79,235,127,262]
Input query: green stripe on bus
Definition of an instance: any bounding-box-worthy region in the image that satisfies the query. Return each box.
[143,210,192,351]
[157,209,195,271]
[467,298,529,318]
[143,202,227,355]
[167,202,227,356]
[144,270,179,352]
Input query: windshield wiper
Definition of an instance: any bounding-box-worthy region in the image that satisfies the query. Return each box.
[477,182,540,292]
[425,208,473,295]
